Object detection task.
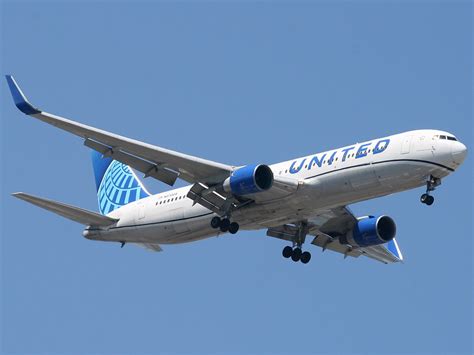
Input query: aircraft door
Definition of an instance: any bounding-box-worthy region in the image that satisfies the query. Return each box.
[134,200,146,223]
[401,135,412,154]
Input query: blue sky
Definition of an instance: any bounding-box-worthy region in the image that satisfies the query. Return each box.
[1,1,472,354]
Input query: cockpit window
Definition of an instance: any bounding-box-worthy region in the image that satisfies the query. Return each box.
[433,134,457,141]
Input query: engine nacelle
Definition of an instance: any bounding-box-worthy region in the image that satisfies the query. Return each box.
[342,215,396,247]
[223,164,273,196]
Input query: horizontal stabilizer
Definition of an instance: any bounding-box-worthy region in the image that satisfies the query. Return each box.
[12,192,119,227]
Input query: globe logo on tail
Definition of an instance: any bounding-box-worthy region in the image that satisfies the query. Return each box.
[97,160,149,215]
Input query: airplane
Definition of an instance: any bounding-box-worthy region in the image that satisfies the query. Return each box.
[6,75,468,264]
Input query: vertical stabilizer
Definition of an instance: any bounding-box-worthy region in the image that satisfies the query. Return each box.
[91,151,150,215]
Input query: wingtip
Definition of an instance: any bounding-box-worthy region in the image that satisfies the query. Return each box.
[11,192,28,202]
[5,75,41,115]
[12,192,26,198]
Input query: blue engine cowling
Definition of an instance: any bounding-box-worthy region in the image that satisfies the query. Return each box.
[223,164,274,196]
[343,215,396,247]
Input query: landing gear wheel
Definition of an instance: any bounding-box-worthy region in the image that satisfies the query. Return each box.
[210,216,221,229]
[300,251,311,264]
[420,194,435,206]
[420,193,429,204]
[282,246,293,258]
[425,195,434,206]
[228,222,239,234]
[291,248,302,262]
[219,218,230,232]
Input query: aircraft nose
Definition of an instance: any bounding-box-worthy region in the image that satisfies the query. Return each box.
[451,141,467,165]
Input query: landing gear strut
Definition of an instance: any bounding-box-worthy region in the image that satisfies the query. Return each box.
[210,216,239,234]
[281,222,312,264]
[420,175,440,206]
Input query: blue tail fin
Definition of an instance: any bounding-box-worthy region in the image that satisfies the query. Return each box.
[91,151,150,215]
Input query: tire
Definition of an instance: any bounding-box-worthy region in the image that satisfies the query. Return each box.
[220,218,230,232]
[426,195,434,206]
[228,222,239,234]
[420,193,429,204]
[300,251,311,264]
[291,248,302,262]
[282,246,293,258]
[210,216,221,229]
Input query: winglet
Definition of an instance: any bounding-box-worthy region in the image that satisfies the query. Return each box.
[5,75,41,115]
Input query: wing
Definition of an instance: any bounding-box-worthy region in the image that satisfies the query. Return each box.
[267,206,404,264]
[6,75,233,186]
[6,75,302,216]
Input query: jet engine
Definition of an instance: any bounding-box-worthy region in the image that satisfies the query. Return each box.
[341,215,396,247]
[223,164,273,196]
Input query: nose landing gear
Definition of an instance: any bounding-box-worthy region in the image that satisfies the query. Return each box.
[210,216,239,234]
[420,175,441,206]
[420,193,434,206]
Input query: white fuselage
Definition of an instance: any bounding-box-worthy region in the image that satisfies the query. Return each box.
[83,129,466,245]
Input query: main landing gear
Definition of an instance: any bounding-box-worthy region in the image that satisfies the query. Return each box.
[282,245,312,264]
[210,216,239,234]
[281,221,311,264]
[420,175,441,206]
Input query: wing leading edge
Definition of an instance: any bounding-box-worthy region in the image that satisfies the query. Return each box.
[5,75,233,185]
